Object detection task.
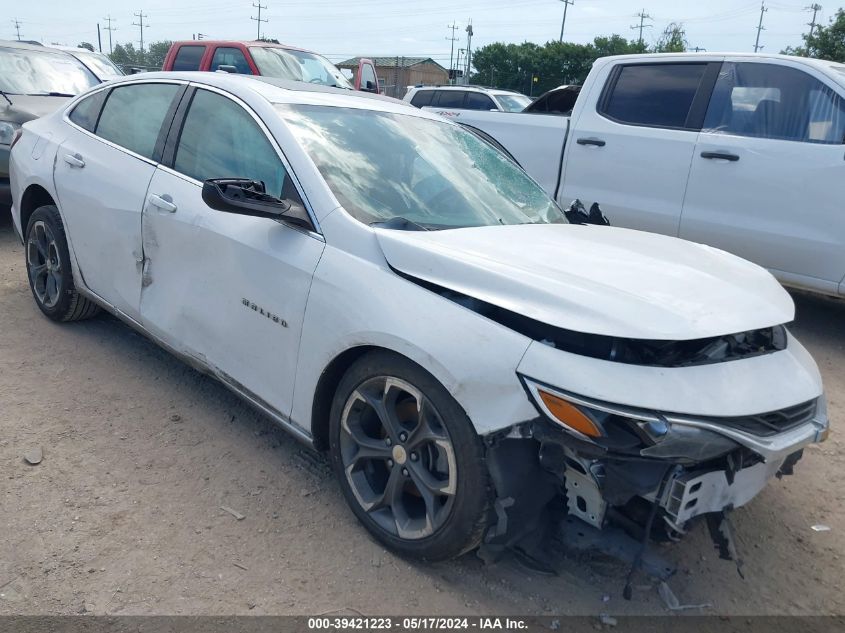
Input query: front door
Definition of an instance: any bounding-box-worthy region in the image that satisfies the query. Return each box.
[680,60,845,292]
[139,87,324,420]
[53,82,184,317]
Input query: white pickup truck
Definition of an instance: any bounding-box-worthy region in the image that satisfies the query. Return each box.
[425,53,845,298]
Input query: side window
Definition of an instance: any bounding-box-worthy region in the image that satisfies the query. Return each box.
[69,90,107,132]
[95,83,180,160]
[172,46,205,71]
[465,92,496,110]
[703,62,845,144]
[600,63,707,129]
[434,90,466,108]
[174,89,294,200]
[210,47,252,74]
[359,64,377,91]
[410,90,434,107]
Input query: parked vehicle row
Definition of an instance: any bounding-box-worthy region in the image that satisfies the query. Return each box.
[424,53,845,299]
[9,71,828,565]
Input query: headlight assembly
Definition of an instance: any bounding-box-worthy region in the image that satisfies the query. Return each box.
[0,121,21,146]
[523,378,740,462]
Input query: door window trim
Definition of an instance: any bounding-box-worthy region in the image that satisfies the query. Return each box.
[62,79,189,167]
[159,82,322,237]
[596,61,721,132]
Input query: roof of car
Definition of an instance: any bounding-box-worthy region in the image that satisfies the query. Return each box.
[599,51,845,75]
[410,85,525,96]
[100,72,433,118]
[171,40,314,54]
[0,39,70,53]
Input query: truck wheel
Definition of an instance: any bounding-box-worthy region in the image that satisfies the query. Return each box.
[25,205,100,322]
[329,350,493,560]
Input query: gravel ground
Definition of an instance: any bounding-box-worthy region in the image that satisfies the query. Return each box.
[0,212,843,616]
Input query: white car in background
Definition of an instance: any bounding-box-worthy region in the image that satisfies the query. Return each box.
[404,85,531,112]
[9,72,828,564]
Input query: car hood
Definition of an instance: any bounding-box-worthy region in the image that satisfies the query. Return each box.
[374,223,794,340]
[1,94,72,124]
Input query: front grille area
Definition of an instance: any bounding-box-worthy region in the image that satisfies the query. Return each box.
[705,399,818,437]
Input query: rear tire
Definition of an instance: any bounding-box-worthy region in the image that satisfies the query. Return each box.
[329,350,493,561]
[25,205,100,322]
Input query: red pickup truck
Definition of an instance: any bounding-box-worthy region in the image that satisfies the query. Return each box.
[161,40,380,93]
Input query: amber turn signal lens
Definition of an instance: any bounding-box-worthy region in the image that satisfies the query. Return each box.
[538,390,603,438]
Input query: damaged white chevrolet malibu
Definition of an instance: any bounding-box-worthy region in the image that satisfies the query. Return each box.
[9,73,829,568]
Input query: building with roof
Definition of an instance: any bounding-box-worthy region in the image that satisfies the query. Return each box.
[337,56,449,98]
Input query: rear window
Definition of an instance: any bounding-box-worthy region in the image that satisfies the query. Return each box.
[69,90,107,132]
[409,90,434,107]
[434,90,466,108]
[601,63,707,129]
[172,46,205,71]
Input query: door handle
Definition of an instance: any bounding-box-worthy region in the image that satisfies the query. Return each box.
[701,151,739,162]
[63,153,85,168]
[148,193,177,213]
[576,137,606,147]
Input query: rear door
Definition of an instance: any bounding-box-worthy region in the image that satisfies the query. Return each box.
[139,86,324,420]
[54,81,184,317]
[559,59,721,235]
[681,59,845,292]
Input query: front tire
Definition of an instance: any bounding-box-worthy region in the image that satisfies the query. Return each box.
[329,350,493,561]
[25,205,100,322]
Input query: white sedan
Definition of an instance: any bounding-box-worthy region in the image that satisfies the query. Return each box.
[9,72,829,562]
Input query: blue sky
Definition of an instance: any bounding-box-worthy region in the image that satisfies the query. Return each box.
[6,0,824,65]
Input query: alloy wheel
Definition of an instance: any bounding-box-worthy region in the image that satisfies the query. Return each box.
[27,220,63,309]
[339,376,457,540]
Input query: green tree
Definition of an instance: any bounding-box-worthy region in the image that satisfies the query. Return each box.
[783,8,845,61]
[109,42,142,68]
[77,42,95,52]
[654,23,688,53]
[470,34,644,93]
[144,40,173,69]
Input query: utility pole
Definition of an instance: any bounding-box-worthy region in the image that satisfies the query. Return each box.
[754,1,767,52]
[132,11,149,54]
[12,18,22,41]
[559,0,574,42]
[464,19,473,86]
[446,22,459,85]
[103,15,117,54]
[97,23,102,52]
[630,10,652,48]
[251,3,268,40]
[456,48,464,83]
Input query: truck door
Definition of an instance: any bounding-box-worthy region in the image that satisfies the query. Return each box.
[680,59,845,293]
[355,59,380,93]
[559,59,721,236]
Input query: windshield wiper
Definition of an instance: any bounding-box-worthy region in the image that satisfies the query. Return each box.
[26,92,75,97]
[0,89,12,106]
[371,217,430,231]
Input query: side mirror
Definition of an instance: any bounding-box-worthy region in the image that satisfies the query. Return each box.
[201,178,313,230]
[564,199,610,226]
[216,64,238,74]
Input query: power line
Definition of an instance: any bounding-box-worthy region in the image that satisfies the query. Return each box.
[446,21,459,85]
[558,0,574,42]
[103,15,117,54]
[251,3,268,40]
[630,9,652,47]
[753,1,767,52]
[132,11,149,54]
[12,18,22,41]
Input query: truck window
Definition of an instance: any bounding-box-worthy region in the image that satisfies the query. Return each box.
[600,63,707,129]
[465,92,496,110]
[435,90,466,108]
[410,90,434,107]
[703,62,845,144]
[210,47,251,74]
[172,45,205,71]
[359,63,378,92]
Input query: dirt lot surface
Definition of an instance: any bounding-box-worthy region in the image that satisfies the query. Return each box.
[1,212,843,617]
